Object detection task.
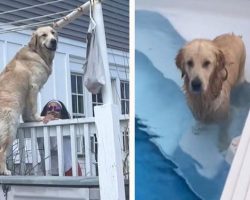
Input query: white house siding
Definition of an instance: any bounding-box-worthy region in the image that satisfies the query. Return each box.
[0,30,129,117]
[0,0,129,52]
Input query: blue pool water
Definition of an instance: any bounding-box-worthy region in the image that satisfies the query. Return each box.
[135,10,250,200]
[135,118,201,200]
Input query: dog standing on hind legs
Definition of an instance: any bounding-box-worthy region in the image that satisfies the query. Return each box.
[0,26,58,175]
[175,33,246,150]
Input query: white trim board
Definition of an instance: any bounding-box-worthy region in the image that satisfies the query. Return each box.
[221,110,250,200]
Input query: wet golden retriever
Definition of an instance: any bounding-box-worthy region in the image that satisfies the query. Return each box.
[176,33,246,123]
[0,26,58,175]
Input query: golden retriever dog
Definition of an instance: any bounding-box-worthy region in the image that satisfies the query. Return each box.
[0,26,58,175]
[176,33,245,122]
[176,34,246,149]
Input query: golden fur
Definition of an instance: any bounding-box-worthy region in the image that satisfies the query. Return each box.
[176,33,246,123]
[0,26,58,175]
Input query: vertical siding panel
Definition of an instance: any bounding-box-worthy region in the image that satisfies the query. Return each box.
[6,42,22,63]
[54,52,68,103]
[65,54,72,113]
[40,69,55,106]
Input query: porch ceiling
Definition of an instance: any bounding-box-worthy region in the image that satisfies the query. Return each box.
[0,0,129,52]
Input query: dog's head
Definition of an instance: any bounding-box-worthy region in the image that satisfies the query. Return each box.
[176,39,227,96]
[29,26,58,52]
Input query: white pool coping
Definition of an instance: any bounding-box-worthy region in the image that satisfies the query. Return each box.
[221,110,250,200]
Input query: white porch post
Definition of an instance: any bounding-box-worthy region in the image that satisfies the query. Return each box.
[95,105,126,200]
[52,1,126,198]
[93,0,126,200]
[93,1,113,104]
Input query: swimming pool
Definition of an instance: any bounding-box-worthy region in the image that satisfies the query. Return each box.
[135,118,201,200]
[135,10,250,200]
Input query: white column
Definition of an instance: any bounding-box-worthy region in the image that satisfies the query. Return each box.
[95,105,126,200]
[93,1,126,199]
[93,0,113,104]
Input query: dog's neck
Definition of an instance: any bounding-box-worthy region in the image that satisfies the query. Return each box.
[35,48,55,75]
[184,83,229,123]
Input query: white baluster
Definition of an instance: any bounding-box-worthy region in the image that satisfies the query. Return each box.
[84,123,91,176]
[56,126,64,176]
[31,128,38,175]
[44,127,51,176]
[18,129,25,175]
[70,124,77,176]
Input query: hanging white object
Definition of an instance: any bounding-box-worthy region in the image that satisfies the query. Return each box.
[83,2,105,94]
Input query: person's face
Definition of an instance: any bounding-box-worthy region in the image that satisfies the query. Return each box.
[46,102,62,119]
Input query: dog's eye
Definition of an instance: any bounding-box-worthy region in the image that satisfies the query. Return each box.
[51,31,55,35]
[42,33,47,37]
[203,60,210,68]
[187,60,193,68]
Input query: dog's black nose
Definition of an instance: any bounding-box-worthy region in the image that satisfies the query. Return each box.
[51,39,57,47]
[191,77,202,92]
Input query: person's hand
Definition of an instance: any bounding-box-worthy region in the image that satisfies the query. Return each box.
[42,113,59,124]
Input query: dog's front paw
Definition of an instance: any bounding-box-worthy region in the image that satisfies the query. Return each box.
[0,169,11,176]
[29,114,44,122]
[23,114,44,122]
[34,115,44,122]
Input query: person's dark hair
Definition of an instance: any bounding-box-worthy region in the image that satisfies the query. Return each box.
[40,100,70,119]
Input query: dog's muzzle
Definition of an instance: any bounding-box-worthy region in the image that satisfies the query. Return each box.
[45,39,57,51]
[191,77,202,93]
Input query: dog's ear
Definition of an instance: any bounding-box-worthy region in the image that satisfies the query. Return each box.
[216,50,225,71]
[28,31,38,51]
[210,50,227,98]
[175,48,185,78]
[216,50,227,81]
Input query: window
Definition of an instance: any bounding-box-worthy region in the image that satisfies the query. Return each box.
[123,130,129,152]
[92,92,103,116]
[120,81,129,114]
[71,73,84,118]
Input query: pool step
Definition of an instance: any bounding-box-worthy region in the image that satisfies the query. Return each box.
[225,136,241,164]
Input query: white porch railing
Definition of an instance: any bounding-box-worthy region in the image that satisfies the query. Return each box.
[7,117,129,177]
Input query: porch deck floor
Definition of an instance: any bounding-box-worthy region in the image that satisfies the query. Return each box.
[0,176,99,188]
